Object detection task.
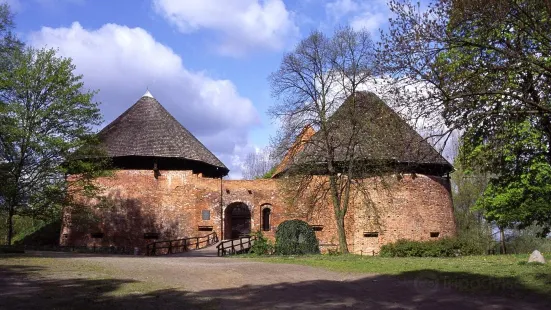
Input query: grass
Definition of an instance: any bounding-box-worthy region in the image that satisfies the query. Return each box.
[0,254,216,309]
[0,254,167,293]
[243,253,551,296]
[2,251,550,308]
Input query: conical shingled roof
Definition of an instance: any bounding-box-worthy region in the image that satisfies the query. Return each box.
[317,91,451,167]
[98,92,228,173]
[273,92,452,176]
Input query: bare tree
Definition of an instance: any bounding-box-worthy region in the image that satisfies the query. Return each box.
[269,26,376,253]
[242,147,274,180]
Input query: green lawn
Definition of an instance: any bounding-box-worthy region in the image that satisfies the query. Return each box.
[0,254,215,310]
[244,253,551,296]
[2,252,550,308]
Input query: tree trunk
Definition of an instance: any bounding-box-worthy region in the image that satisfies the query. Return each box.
[336,213,349,253]
[328,174,350,254]
[6,206,14,245]
[499,227,507,254]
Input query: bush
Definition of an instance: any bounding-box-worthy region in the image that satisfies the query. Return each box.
[380,237,486,257]
[503,225,551,254]
[1,215,60,246]
[13,220,61,246]
[275,219,320,255]
[249,230,274,255]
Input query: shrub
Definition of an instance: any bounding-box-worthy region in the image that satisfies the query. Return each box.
[13,220,61,246]
[504,226,551,254]
[326,248,341,255]
[249,230,274,255]
[275,219,320,255]
[380,237,486,257]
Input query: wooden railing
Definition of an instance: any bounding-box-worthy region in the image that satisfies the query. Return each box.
[23,245,133,255]
[146,232,218,256]
[217,235,256,257]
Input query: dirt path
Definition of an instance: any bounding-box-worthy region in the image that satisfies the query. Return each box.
[1,251,549,309]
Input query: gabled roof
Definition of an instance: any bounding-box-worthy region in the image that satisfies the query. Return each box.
[272,125,315,178]
[97,92,228,173]
[273,92,452,176]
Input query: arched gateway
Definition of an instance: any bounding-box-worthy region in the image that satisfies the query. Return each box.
[224,202,251,239]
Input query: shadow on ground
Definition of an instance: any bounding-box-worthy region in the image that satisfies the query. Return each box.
[1,259,550,309]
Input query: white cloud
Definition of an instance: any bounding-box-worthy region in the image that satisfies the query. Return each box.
[29,22,260,178]
[224,143,273,180]
[326,0,358,21]
[152,0,299,56]
[350,12,386,32]
[325,0,388,34]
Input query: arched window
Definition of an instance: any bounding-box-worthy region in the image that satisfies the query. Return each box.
[262,208,271,231]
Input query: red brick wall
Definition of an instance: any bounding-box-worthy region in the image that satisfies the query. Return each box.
[60,170,456,254]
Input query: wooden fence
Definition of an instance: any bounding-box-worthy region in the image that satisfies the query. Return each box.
[146,232,218,256]
[217,235,256,257]
[20,245,134,255]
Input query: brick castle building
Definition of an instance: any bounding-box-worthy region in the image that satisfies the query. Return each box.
[60,91,456,254]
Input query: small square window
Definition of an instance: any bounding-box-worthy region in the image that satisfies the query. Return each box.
[311,225,324,231]
[363,232,379,238]
[430,232,440,238]
[144,232,159,239]
[202,210,210,220]
[90,232,104,239]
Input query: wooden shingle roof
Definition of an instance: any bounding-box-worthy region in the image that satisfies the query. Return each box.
[273,92,452,176]
[271,125,315,178]
[97,93,228,173]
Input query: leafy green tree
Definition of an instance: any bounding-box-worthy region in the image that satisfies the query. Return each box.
[0,2,23,244]
[450,140,495,252]
[379,0,551,234]
[0,47,105,245]
[0,3,23,73]
[451,156,488,232]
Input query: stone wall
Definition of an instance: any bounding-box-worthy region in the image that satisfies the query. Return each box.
[60,170,456,254]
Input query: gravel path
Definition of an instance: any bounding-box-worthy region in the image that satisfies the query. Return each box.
[2,250,549,309]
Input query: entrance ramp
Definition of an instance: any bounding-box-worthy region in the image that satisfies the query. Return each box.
[216,235,256,256]
[146,232,218,256]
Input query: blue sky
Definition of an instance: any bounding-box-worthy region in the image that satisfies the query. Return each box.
[5,0,393,178]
